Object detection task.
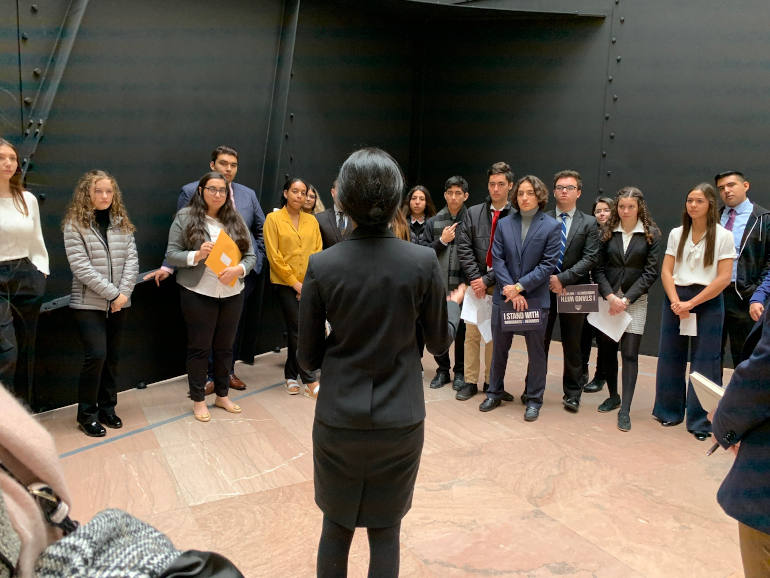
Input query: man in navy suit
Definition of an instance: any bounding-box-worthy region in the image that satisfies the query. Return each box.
[479,175,560,421]
[145,145,266,391]
[712,309,770,575]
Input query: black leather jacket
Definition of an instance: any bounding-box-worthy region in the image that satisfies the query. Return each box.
[456,198,513,288]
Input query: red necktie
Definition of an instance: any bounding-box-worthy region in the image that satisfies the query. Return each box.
[486,210,501,268]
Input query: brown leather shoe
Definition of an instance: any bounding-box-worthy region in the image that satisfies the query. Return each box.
[229,374,247,390]
[204,380,215,396]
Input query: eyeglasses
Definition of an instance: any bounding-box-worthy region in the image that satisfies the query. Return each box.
[554,185,578,192]
[204,186,228,196]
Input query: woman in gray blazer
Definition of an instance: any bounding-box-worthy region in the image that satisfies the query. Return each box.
[63,170,138,437]
[165,171,256,422]
[298,148,463,577]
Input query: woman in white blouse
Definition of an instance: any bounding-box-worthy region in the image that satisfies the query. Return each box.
[0,138,48,400]
[652,183,736,441]
[165,171,256,422]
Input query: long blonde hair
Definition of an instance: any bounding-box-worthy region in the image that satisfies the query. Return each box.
[62,170,135,233]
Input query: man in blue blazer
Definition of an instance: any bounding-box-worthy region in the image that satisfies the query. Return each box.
[479,176,560,421]
[145,145,266,391]
[712,309,770,575]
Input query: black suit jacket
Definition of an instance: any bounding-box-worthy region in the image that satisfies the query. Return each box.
[549,209,600,285]
[297,227,460,429]
[594,227,662,304]
[712,309,770,533]
[316,208,353,249]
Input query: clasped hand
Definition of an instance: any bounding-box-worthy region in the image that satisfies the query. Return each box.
[670,299,693,319]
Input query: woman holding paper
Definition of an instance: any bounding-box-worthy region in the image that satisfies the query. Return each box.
[593,187,661,431]
[165,171,255,422]
[263,177,322,398]
[652,183,735,441]
[63,170,138,436]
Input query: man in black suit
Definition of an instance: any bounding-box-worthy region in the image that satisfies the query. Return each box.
[712,309,770,576]
[543,170,599,412]
[715,170,770,368]
[316,180,354,249]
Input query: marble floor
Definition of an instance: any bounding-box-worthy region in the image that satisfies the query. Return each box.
[37,338,744,577]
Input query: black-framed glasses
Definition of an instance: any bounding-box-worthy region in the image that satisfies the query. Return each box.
[203,186,228,196]
[554,185,578,192]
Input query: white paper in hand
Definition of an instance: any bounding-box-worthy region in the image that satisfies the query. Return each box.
[587,298,631,342]
[679,314,697,336]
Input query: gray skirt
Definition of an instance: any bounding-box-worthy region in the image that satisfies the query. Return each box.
[620,292,648,335]
[312,419,424,530]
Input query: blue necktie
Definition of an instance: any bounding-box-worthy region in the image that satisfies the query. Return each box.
[556,212,568,272]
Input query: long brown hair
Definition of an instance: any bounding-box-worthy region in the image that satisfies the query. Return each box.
[184,171,250,253]
[601,186,658,244]
[676,183,719,268]
[390,205,410,241]
[62,169,135,233]
[0,138,28,215]
[401,185,436,220]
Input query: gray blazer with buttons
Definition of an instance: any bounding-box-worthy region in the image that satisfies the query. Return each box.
[164,207,256,290]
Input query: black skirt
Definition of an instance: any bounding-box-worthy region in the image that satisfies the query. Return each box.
[312,419,424,530]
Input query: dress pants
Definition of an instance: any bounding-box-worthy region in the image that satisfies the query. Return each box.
[544,293,586,401]
[721,285,755,368]
[73,308,125,424]
[434,319,464,376]
[652,285,723,433]
[739,522,770,578]
[274,284,315,383]
[0,258,45,402]
[487,304,548,408]
[179,287,244,402]
[464,322,492,385]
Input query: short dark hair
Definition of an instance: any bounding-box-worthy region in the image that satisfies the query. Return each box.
[444,175,469,194]
[553,169,582,190]
[337,147,404,228]
[210,145,239,163]
[714,170,746,184]
[512,175,549,211]
[487,161,514,184]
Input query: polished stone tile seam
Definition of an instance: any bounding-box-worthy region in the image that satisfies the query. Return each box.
[57,382,282,459]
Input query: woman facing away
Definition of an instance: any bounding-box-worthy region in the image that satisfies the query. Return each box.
[593,187,661,431]
[165,171,255,422]
[0,138,48,402]
[652,183,735,441]
[62,170,138,436]
[297,147,463,577]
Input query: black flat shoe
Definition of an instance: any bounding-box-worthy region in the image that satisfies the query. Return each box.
[99,413,123,429]
[692,431,711,441]
[479,398,501,412]
[656,418,683,427]
[79,421,106,437]
[598,396,621,413]
[583,377,606,393]
[455,382,478,401]
[617,412,631,432]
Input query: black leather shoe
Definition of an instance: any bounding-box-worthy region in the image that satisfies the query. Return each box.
[563,397,580,412]
[617,411,631,431]
[455,382,478,401]
[452,373,465,391]
[692,431,711,441]
[98,413,123,429]
[656,418,683,427]
[501,391,514,402]
[524,406,539,422]
[482,382,489,393]
[579,371,589,388]
[583,377,606,393]
[430,371,451,389]
[597,396,621,413]
[79,421,106,437]
[520,392,528,405]
[479,398,501,412]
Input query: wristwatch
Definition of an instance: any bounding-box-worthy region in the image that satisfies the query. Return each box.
[514,282,524,293]
[620,297,629,306]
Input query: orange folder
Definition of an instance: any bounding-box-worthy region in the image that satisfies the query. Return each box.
[204,230,242,286]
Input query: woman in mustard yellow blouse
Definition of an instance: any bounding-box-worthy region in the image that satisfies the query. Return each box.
[264,177,323,398]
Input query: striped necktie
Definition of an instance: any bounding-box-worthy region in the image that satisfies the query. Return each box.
[556,212,568,272]
[725,208,736,231]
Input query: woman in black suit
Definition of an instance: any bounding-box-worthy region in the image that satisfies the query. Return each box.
[594,187,661,431]
[297,148,463,578]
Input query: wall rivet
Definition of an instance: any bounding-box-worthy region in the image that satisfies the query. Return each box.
[616,56,622,62]
[604,114,610,120]
[30,4,38,13]
[599,188,604,193]
[602,151,607,157]
[608,76,613,82]
[611,37,616,44]
[24,129,30,136]
[23,97,32,105]
[21,32,29,40]
[289,113,294,120]
[33,67,41,76]
[620,16,625,23]
[284,133,289,139]
[607,171,612,176]
[609,132,616,139]
[613,94,619,101]
[37,119,43,126]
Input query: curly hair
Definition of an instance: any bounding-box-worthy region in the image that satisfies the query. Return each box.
[601,186,658,244]
[512,175,549,211]
[0,138,28,215]
[676,183,719,268]
[61,169,135,233]
[184,171,250,254]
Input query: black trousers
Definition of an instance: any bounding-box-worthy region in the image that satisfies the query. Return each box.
[721,286,755,368]
[434,319,465,375]
[544,292,586,400]
[274,284,315,383]
[73,308,126,424]
[179,287,244,402]
[0,258,46,402]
